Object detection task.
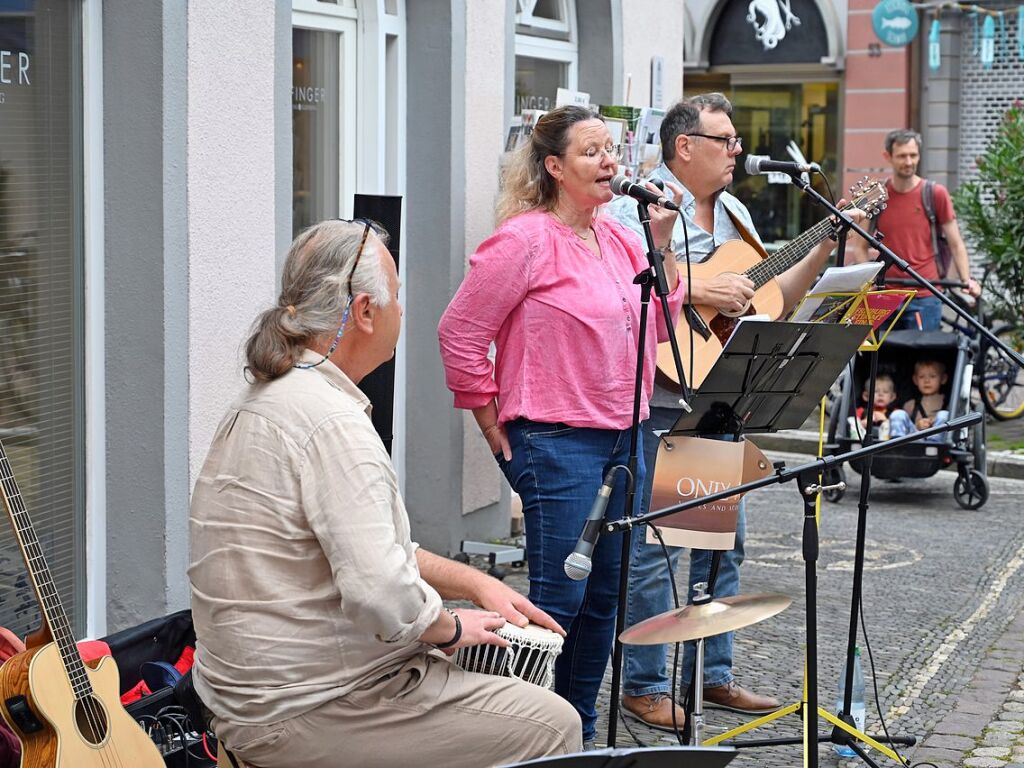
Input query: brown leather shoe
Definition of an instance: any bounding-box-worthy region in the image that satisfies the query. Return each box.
[621,693,686,732]
[702,681,780,715]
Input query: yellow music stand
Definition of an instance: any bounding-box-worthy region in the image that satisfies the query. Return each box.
[791,287,916,351]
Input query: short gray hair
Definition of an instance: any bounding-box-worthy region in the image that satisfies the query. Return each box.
[661,93,734,162]
[244,219,392,382]
[885,129,922,154]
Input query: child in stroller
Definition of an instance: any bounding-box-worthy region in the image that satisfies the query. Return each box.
[850,372,898,441]
[889,359,950,442]
[826,329,988,509]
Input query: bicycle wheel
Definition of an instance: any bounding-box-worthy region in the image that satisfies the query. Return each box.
[980,324,1024,420]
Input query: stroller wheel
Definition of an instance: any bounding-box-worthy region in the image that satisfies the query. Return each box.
[954,469,989,510]
[823,465,846,503]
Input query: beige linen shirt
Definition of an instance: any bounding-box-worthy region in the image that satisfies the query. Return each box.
[189,350,442,726]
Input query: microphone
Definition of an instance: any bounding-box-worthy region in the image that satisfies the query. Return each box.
[563,469,618,581]
[610,175,681,212]
[744,155,820,176]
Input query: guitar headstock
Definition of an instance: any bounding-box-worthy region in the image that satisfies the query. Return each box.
[847,177,888,217]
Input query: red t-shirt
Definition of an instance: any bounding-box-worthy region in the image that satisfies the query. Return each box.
[873,178,955,290]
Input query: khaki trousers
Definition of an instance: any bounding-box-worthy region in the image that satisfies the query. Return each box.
[213,652,583,767]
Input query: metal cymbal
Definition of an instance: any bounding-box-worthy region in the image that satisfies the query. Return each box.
[619,593,793,645]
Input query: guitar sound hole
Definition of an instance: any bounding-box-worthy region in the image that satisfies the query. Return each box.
[709,304,757,347]
[74,695,109,746]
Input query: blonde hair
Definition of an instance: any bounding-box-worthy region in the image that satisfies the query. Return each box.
[244,220,391,382]
[495,105,603,225]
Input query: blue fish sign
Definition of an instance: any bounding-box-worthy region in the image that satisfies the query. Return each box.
[873,0,919,46]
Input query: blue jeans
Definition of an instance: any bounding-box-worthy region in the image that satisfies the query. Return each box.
[893,295,942,331]
[499,419,644,743]
[622,406,745,696]
[888,409,949,441]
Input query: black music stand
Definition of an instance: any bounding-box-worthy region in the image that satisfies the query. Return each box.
[668,320,871,438]
[501,745,736,768]
[640,319,869,749]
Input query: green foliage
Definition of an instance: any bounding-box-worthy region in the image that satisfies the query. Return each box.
[954,103,1024,322]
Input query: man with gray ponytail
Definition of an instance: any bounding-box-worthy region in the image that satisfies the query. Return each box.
[189,219,581,768]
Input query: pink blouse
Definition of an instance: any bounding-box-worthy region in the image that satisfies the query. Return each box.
[438,209,685,431]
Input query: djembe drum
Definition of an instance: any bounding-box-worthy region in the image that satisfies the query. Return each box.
[453,623,563,689]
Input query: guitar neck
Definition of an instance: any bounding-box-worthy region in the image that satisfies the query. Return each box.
[0,440,93,700]
[745,217,836,289]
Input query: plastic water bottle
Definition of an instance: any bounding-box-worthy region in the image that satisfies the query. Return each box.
[833,647,866,758]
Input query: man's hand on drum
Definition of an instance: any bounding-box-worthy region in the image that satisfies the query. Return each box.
[474,577,566,637]
[451,609,510,653]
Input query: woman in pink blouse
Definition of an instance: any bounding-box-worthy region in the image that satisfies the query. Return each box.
[438,105,684,746]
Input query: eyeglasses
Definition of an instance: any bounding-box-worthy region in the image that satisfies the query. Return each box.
[686,133,743,152]
[340,217,390,296]
[346,219,372,298]
[294,218,386,370]
[579,143,623,162]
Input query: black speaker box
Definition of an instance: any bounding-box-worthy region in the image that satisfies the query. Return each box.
[353,194,403,455]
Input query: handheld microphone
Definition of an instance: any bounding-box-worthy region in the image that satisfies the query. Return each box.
[610,175,681,212]
[744,155,820,176]
[563,469,618,581]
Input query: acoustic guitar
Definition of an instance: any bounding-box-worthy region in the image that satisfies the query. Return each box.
[0,438,164,766]
[658,180,888,389]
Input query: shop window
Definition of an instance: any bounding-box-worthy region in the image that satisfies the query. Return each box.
[514,1,576,114]
[516,0,571,36]
[293,28,341,235]
[292,5,357,235]
[0,1,85,637]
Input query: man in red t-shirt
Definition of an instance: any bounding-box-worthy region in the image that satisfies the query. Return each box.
[850,129,981,330]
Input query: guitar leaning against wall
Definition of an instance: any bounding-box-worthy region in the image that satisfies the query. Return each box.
[658,179,889,390]
[0,439,163,767]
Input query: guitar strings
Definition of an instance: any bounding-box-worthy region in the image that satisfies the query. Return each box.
[744,189,881,289]
[0,459,128,768]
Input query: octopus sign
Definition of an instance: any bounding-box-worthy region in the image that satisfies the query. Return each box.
[746,0,802,50]
[872,0,919,46]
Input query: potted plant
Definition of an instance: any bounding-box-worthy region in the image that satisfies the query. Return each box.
[954,102,1024,324]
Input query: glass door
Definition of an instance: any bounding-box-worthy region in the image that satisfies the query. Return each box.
[685,79,840,247]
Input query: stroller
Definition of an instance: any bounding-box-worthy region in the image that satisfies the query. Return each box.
[823,329,989,509]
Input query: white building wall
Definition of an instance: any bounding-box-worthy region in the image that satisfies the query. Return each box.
[621,0,685,107]
[461,1,511,516]
[186,0,281,485]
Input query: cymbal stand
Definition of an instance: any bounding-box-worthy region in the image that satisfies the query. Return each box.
[688,582,714,746]
[606,414,980,766]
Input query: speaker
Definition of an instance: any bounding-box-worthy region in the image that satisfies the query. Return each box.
[352,194,402,455]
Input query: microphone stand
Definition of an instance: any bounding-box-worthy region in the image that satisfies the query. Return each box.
[786,172,1024,368]
[605,199,693,747]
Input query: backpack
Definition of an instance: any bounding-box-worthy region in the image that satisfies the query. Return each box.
[921,180,953,279]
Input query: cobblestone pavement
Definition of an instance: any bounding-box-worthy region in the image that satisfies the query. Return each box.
[487,456,1024,767]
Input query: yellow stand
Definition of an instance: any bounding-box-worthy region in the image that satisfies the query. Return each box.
[698,398,908,766]
[702,672,905,764]
[791,287,916,352]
